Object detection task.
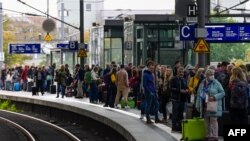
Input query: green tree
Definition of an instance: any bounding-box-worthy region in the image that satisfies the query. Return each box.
[209,14,250,62]
[210,43,249,62]
[3,16,32,66]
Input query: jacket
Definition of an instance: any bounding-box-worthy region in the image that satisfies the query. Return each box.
[143,70,156,94]
[170,76,188,102]
[195,79,225,117]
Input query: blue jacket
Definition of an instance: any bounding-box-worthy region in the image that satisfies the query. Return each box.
[143,70,156,94]
[195,79,225,117]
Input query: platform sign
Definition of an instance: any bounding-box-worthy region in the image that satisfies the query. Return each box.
[57,43,69,49]
[56,41,78,50]
[193,39,210,53]
[180,23,250,43]
[9,43,41,54]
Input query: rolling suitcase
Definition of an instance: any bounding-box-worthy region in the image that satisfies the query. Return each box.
[50,85,56,94]
[32,86,37,95]
[27,82,34,92]
[181,118,206,141]
[14,82,21,91]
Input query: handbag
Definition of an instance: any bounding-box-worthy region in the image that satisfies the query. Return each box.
[206,101,218,112]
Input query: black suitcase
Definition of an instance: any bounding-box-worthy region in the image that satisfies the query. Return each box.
[27,82,34,92]
[32,86,37,95]
[50,85,56,94]
[218,111,231,136]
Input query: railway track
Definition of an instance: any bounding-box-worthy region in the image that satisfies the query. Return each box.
[0,110,81,141]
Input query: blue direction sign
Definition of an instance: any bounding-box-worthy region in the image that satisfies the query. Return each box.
[57,43,69,49]
[57,41,78,50]
[9,43,41,54]
[180,23,250,43]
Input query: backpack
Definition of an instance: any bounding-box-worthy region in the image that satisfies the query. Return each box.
[231,80,249,109]
[111,73,116,83]
[84,71,92,83]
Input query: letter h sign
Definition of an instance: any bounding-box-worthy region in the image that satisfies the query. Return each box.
[187,4,197,17]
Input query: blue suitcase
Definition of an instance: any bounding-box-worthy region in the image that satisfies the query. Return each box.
[14,82,21,91]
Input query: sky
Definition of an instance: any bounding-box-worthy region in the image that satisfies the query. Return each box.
[0,0,173,17]
[1,0,250,17]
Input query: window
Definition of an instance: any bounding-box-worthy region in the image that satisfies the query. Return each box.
[86,3,91,11]
[160,29,173,38]
[136,29,143,39]
[147,29,158,38]
[160,41,174,48]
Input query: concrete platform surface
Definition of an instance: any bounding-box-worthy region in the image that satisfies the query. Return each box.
[0,90,181,141]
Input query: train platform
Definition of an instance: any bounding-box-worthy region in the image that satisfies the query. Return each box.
[0,90,182,141]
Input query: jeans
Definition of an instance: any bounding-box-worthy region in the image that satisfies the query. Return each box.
[105,83,116,107]
[144,92,159,121]
[6,81,12,91]
[57,84,65,97]
[90,83,98,102]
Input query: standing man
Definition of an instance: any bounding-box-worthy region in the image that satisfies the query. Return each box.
[114,64,129,109]
[170,67,189,132]
[143,61,161,124]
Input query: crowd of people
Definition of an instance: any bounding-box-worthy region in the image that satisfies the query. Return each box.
[1,60,250,141]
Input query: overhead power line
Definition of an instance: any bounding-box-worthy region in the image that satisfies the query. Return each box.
[218,0,249,14]
[0,8,46,17]
[17,0,79,30]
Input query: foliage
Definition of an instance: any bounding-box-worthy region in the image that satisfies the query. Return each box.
[210,43,249,62]
[84,30,90,43]
[0,100,18,112]
[209,13,250,62]
[3,16,34,66]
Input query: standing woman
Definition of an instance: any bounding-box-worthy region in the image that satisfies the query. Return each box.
[195,69,225,141]
[229,67,248,125]
[160,66,173,122]
[56,65,67,98]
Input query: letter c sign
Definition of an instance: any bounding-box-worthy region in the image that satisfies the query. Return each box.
[180,25,194,41]
[181,26,191,38]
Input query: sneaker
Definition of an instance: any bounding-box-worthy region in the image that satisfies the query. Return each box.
[146,120,153,124]
[161,118,168,123]
[155,119,162,123]
[103,104,108,107]
[117,104,121,109]
[124,106,130,109]
[140,114,145,119]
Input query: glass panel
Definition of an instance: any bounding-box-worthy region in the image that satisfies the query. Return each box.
[160,41,174,48]
[64,52,74,73]
[137,42,143,65]
[104,38,110,49]
[136,29,143,39]
[111,38,122,64]
[111,49,122,64]
[147,42,158,62]
[51,51,61,67]
[160,29,174,39]
[147,29,158,38]
[111,38,122,49]
[104,49,110,65]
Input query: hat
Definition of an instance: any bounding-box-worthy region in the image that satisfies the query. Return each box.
[185,64,195,70]
[205,69,215,76]
[221,61,230,66]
